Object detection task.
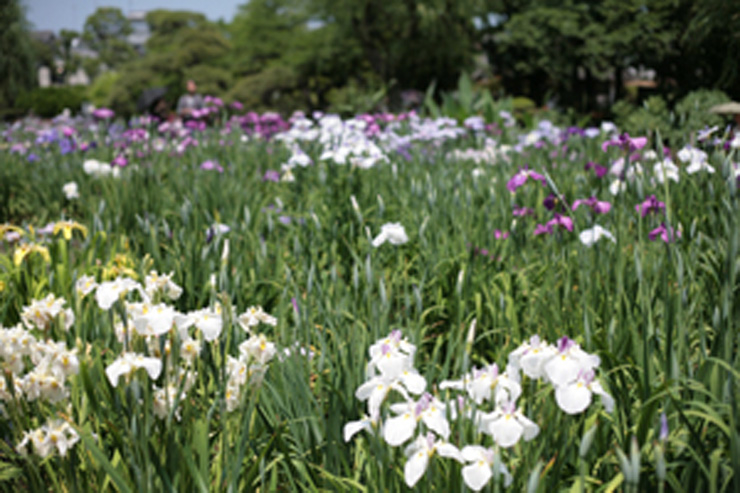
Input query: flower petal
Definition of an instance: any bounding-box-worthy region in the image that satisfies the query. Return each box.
[555,382,592,414]
[404,448,429,487]
[463,462,492,491]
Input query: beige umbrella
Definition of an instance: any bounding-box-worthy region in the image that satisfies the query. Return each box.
[709,101,740,114]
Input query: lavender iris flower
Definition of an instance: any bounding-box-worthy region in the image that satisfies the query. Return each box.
[58,138,74,155]
[659,412,669,441]
[507,168,547,193]
[201,160,224,173]
[263,170,280,182]
[649,223,680,243]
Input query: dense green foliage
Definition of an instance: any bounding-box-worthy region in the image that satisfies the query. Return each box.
[0,113,738,491]
[0,0,37,118]
[14,86,87,118]
[81,7,136,76]
[613,89,731,144]
[6,0,740,119]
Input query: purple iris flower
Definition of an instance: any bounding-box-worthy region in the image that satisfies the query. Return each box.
[27,153,39,162]
[186,120,207,131]
[37,129,59,144]
[58,138,74,155]
[112,155,128,167]
[602,133,648,153]
[396,145,413,161]
[533,223,553,236]
[494,229,509,240]
[649,223,680,243]
[660,413,669,441]
[231,101,244,111]
[263,170,280,182]
[585,161,608,178]
[512,205,536,218]
[278,215,292,225]
[201,160,224,173]
[543,194,556,211]
[507,168,547,192]
[546,213,574,232]
[572,196,611,214]
[291,297,300,315]
[543,193,568,211]
[635,195,666,217]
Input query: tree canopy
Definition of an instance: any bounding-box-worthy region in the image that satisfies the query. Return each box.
[82,7,135,74]
[1,0,36,114]
[5,0,740,118]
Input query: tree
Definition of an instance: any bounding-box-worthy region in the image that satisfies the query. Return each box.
[230,0,315,75]
[227,0,484,113]
[145,10,208,52]
[58,30,82,79]
[101,10,233,116]
[0,0,36,114]
[681,0,740,99]
[228,0,347,111]
[478,0,689,112]
[310,0,482,91]
[82,7,135,74]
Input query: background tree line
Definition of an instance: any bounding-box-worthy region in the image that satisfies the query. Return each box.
[2,0,740,120]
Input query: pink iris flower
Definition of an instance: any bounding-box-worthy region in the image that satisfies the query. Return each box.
[602,133,648,153]
[572,197,611,214]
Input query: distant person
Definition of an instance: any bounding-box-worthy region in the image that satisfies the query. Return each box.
[176,80,204,119]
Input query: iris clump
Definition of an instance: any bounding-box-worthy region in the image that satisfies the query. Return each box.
[346,330,612,490]
[0,108,735,491]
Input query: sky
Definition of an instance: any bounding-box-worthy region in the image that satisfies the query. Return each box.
[23,0,244,33]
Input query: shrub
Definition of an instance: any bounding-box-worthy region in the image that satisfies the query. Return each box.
[15,86,87,118]
[228,66,304,113]
[87,71,122,108]
[612,89,732,144]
